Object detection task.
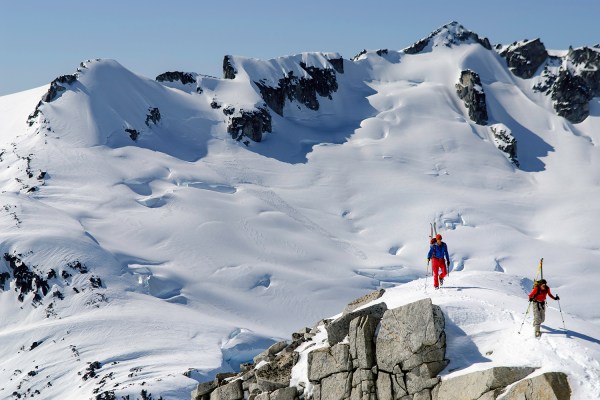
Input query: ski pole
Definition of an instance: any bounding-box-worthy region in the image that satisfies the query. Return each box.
[425,261,429,291]
[557,299,567,330]
[518,302,532,334]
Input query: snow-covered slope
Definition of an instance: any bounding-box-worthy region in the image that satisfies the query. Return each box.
[0,22,599,399]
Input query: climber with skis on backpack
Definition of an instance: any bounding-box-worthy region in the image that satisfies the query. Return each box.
[528,279,560,337]
[427,234,450,289]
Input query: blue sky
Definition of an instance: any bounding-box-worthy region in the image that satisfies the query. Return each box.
[1,0,598,96]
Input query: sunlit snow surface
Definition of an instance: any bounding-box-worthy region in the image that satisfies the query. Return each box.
[1,35,599,399]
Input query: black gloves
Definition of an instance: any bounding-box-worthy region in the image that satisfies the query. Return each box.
[529,298,533,302]
[555,295,560,301]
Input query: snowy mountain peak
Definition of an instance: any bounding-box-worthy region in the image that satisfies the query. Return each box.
[403,21,492,54]
[1,23,600,400]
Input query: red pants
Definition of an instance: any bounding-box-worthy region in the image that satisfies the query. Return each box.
[432,258,447,287]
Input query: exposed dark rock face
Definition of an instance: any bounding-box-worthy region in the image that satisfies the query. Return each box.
[2,253,93,305]
[125,128,140,141]
[223,55,237,79]
[0,271,11,288]
[456,70,488,125]
[145,107,161,126]
[254,63,338,116]
[226,107,272,143]
[27,74,77,126]
[499,39,548,79]
[529,46,599,123]
[327,57,344,74]
[255,82,286,116]
[300,62,338,98]
[42,74,78,102]
[26,101,44,126]
[222,106,236,116]
[551,69,592,124]
[404,21,491,54]
[567,46,600,96]
[352,49,368,61]
[532,56,562,95]
[3,253,49,303]
[155,71,196,85]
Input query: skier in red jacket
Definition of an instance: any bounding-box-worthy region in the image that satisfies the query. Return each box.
[528,279,560,337]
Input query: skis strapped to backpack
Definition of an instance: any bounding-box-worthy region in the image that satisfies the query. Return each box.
[425,221,437,291]
[430,221,437,240]
[532,258,544,288]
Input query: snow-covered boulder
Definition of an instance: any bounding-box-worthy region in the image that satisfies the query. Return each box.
[489,123,519,166]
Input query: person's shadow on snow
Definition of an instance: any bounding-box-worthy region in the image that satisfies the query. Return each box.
[542,325,600,345]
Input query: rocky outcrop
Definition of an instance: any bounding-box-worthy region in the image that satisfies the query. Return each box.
[567,47,600,96]
[551,69,592,124]
[145,107,161,126]
[489,124,518,166]
[527,46,599,123]
[404,22,491,55]
[549,46,600,123]
[43,74,78,103]
[432,367,537,400]
[327,57,344,74]
[226,107,272,143]
[1,253,94,309]
[456,70,488,125]
[223,56,237,80]
[125,128,140,141]
[27,74,78,126]
[498,39,548,79]
[254,63,339,116]
[156,71,196,85]
[502,372,571,400]
[156,71,202,93]
[343,289,386,315]
[191,293,570,400]
[325,301,387,346]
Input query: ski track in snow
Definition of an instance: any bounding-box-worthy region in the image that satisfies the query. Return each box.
[246,187,368,261]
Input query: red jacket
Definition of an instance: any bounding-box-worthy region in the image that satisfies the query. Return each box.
[528,286,556,302]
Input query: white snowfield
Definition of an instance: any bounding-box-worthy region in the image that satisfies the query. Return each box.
[0,23,599,399]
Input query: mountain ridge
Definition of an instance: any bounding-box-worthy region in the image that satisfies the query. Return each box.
[0,21,599,399]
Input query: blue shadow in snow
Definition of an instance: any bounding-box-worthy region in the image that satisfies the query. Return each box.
[444,317,492,374]
[485,94,554,173]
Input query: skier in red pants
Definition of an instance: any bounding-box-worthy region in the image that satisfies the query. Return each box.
[427,234,450,289]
